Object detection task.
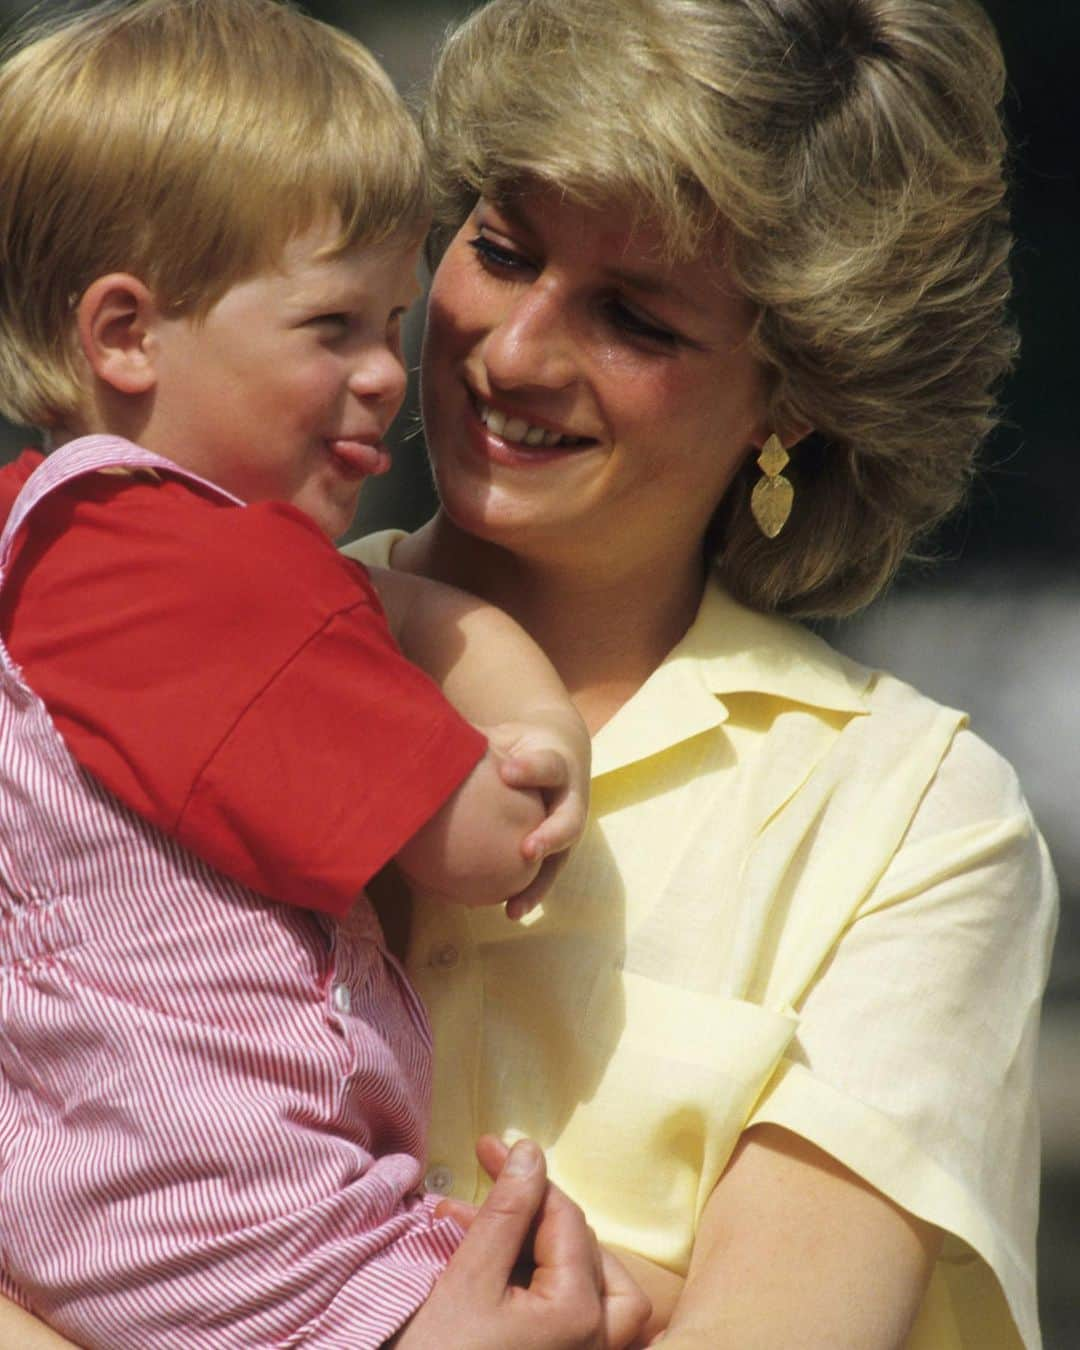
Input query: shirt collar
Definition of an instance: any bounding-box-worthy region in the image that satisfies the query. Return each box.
[592,578,870,779]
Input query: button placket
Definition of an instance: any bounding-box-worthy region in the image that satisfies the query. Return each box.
[428,941,460,971]
[424,1164,454,1195]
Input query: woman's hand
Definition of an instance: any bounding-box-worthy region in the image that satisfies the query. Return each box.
[395,1137,649,1349]
[445,1138,681,1347]
[486,710,592,919]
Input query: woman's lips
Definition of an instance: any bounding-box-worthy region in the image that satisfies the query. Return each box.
[326,438,391,478]
[467,392,594,465]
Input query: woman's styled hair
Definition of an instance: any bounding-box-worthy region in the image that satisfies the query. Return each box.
[0,0,428,430]
[423,0,1016,617]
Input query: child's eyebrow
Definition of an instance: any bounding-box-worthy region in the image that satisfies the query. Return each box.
[285,275,364,312]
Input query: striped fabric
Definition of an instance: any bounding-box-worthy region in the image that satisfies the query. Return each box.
[0,439,460,1348]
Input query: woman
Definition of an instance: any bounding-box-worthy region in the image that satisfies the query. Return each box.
[3,0,1056,1345]
[346,0,1056,1346]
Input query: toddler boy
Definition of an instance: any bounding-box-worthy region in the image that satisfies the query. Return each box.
[0,1,590,1345]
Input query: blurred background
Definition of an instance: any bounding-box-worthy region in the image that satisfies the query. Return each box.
[1,0,1076,1342]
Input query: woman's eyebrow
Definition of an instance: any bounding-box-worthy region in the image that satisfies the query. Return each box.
[489,198,743,327]
[601,264,703,313]
[482,197,538,239]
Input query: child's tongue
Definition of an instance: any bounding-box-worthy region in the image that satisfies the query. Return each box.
[327,438,391,478]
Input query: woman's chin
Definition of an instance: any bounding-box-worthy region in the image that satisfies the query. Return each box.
[435,473,575,552]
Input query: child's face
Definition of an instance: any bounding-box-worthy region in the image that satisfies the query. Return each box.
[143,220,421,538]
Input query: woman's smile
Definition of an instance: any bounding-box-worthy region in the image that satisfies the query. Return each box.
[421,186,767,572]
[472,391,594,451]
[465,388,599,471]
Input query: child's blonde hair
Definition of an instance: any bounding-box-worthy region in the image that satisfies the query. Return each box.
[0,0,428,429]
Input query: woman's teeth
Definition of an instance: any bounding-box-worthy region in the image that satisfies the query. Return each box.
[477,400,584,448]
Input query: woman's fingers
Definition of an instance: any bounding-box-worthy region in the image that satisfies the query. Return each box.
[474,1132,511,1179]
[599,1247,654,1349]
[475,1135,651,1349]
[433,1195,481,1229]
[435,1138,549,1297]
[520,1169,605,1315]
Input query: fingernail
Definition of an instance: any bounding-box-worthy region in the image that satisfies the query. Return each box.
[504,1139,541,1177]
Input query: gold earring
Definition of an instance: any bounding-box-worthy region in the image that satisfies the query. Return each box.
[750,434,794,538]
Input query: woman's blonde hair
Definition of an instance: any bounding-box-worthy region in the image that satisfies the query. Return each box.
[0,0,428,430]
[423,0,1016,617]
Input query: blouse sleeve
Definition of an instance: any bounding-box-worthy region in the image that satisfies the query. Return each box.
[748,728,1058,1348]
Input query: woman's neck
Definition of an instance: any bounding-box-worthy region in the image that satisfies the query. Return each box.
[393,512,707,733]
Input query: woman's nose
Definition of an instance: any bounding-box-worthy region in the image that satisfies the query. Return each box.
[482,284,577,392]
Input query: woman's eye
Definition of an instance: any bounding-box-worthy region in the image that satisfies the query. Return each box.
[607,300,679,347]
[467,235,530,272]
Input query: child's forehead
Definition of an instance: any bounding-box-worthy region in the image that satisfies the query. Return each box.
[274,212,417,262]
[224,222,423,307]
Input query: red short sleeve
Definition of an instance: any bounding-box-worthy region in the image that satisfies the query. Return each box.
[0,472,486,916]
[0,449,45,523]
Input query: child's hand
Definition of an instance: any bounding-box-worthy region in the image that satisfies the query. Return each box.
[484,709,591,919]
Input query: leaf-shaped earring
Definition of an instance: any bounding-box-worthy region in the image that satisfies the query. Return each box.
[750,434,794,538]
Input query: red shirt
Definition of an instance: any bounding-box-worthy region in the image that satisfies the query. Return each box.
[0,456,486,916]
[0,442,465,1344]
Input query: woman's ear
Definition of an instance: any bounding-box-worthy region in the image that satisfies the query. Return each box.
[752,422,813,455]
[76,274,161,396]
[784,423,814,452]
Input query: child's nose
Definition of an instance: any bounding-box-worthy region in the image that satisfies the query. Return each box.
[348,346,407,411]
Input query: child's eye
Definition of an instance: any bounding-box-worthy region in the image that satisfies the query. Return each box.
[312,312,349,329]
[467,235,531,273]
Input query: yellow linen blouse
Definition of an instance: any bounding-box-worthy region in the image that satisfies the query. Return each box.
[345,534,1058,1350]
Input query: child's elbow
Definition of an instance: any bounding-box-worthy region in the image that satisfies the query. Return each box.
[394,752,545,906]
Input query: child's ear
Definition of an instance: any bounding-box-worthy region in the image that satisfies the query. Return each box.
[76,274,162,396]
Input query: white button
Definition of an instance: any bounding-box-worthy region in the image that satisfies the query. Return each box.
[429,942,460,971]
[425,1165,454,1194]
[331,982,352,1014]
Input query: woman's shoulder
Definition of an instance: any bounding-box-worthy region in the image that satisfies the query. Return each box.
[697,576,1049,849]
[692,575,970,734]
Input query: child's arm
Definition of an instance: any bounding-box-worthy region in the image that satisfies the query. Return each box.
[369,566,590,914]
[391,742,548,910]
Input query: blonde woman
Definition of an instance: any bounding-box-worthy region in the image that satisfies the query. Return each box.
[2,0,1056,1346]
[348,1,1056,1346]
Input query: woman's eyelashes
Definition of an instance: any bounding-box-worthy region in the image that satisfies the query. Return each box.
[468,233,684,350]
[467,233,528,274]
[602,298,680,347]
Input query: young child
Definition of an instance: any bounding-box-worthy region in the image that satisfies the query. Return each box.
[0,1,594,1345]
